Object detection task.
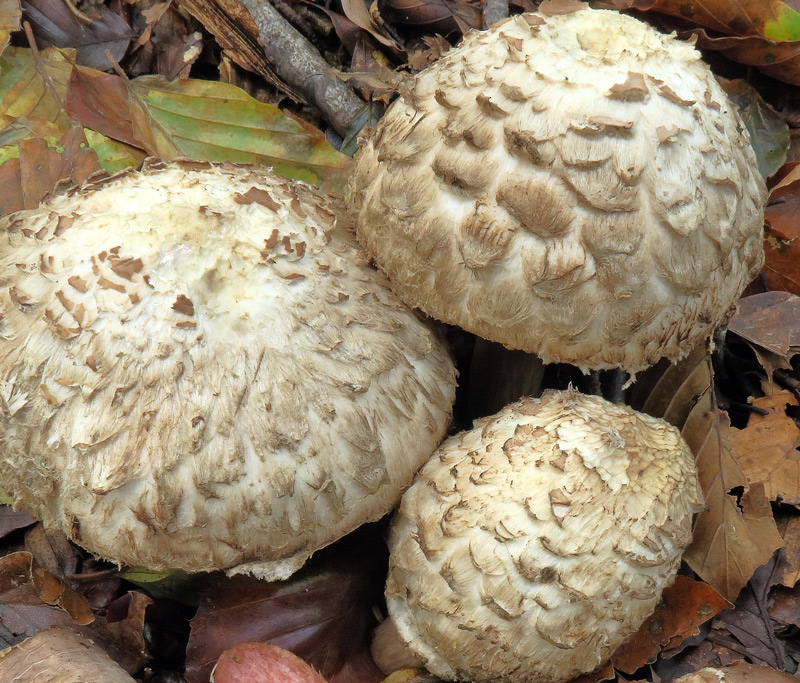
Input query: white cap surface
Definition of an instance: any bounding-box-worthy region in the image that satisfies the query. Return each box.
[0,160,456,579]
[386,390,703,683]
[349,7,766,373]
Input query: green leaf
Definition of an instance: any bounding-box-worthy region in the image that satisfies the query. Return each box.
[128,76,352,194]
[83,128,142,174]
[724,79,789,179]
[122,567,202,606]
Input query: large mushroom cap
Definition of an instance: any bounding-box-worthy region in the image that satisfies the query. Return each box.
[348,6,766,374]
[0,160,456,580]
[386,390,703,683]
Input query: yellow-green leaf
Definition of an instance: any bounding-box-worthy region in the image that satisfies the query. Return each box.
[128,76,352,194]
[0,0,21,59]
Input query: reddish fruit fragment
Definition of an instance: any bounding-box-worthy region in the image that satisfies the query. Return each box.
[211,642,327,683]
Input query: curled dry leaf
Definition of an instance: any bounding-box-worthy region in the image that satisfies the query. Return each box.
[0,627,135,682]
[0,551,93,625]
[729,292,800,359]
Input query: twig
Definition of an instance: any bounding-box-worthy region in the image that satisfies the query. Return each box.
[239,0,364,137]
[62,0,94,25]
[483,0,509,28]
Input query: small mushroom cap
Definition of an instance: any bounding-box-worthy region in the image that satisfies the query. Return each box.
[386,390,703,683]
[349,7,766,374]
[0,160,456,579]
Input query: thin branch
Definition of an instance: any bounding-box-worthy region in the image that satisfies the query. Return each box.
[239,0,364,137]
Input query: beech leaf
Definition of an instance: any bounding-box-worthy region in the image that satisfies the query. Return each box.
[681,398,784,602]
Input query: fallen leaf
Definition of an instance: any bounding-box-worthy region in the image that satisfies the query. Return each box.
[0,552,94,628]
[729,391,800,506]
[628,344,709,430]
[211,642,328,683]
[721,79,789,179]
[127,75,352,193]
[706,558,785,668]
[682,400,784,602]
[729,292,800,358]
[95,591,153,674]
[0,505,36,540]
[24,524,79,579]
[690,29,800,86]
[0,46,72,127]
[185,527,386,683]
[675,661,798,682]
[768,583,800,629]
[610,0,800,40]
[612,576,730,674]
[22,0,134,70]
[341,0,404,55]
[0,627,136,681]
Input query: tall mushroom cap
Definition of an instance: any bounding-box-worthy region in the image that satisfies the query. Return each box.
[0,160,457,580]
[386,390,703,683]
[348,6,766,374]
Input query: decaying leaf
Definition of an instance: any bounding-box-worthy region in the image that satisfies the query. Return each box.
[0,627,136,682]
[0,505,36,540]
[612,576,730,674]
[682,398,784,602]
[22,0,134,70]
[706,559,785,669]
[185,529,385,683]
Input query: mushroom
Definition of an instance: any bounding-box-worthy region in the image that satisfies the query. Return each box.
[378,389,703,683]
[348,5,766,374]
[0,160,457,580]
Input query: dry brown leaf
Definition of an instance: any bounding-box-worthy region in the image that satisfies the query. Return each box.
[682,400,784,602]
[729,292,800,359]
[341,0,404,54]
[729,391,800,506]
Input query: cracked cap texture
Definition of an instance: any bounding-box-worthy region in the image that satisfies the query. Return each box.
[386,390,703,683]
[348,6,766,374]
[0,160,456,579]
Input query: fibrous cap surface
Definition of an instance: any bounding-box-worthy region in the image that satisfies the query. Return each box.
[387,389,703,683]
[349,7,766,373]
[0,160,456,579]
